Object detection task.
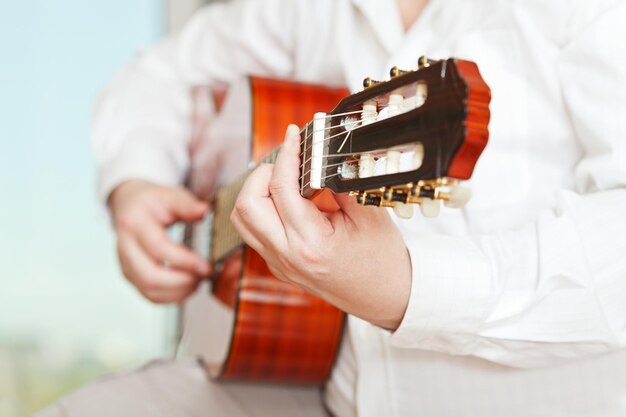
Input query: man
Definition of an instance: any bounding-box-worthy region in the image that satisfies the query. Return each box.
[39,0,626,416]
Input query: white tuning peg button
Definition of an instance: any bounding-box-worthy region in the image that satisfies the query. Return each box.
[393,203,414,219]
[420,198,441,218]
[412,143,424,170]
[444,186,472,208]
[358,153,375,178]
[385,150,401,174]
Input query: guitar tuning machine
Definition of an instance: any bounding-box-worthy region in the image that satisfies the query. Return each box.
[389,66,410,78]
[362,77,383,89]
[350,178,471,217]
[417,55,435,69]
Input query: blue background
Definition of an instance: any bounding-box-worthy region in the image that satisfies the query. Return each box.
[0,1,174,414]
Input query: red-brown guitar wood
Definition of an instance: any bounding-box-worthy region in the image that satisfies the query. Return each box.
[213,79,348,384]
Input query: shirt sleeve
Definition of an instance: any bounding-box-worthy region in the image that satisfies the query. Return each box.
[390,2,626,368]
[92,0,299,208]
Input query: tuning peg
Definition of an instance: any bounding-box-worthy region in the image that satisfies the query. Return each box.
[390,66,410,78]
[358,153,375,178]
[417,55,434,69]
[411,143,424,170]
[393,203,414,219]
[419,198,441,217]
[363,77,382,89]
[443,186,471,208]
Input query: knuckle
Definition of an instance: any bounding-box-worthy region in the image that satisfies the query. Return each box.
[234,196,254,218]
[229,209,239,225]
[116,213,137,233]
[267,265,288,282]
[294,242,330,277]
[182,255,198,270]
[292,239,320,264]
[301,249,324,269]
[148,244,167,262]
[256,163,273,176]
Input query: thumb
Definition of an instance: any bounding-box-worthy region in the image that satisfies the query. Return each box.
[332,192,380,225]
[332,192,362,216]
[164,187,208,222]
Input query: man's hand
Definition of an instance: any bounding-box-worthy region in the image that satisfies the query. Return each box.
[231,125,412,330]
[109,180,211,303]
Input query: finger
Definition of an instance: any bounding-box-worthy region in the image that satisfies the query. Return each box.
[270,124,330,236]
[135,219,210,275]
[332,192,372,218]
[160,187,209,223]
[232,163,286,251]
[143,280,201,304]
[118,232,200,293]
[230,208,266,255]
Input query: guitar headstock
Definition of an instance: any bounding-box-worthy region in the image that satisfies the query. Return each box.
[299,57,491,218]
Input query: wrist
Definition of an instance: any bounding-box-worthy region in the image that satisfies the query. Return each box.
[108,179,153,218]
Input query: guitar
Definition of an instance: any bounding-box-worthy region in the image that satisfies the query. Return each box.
[180,57,491,385]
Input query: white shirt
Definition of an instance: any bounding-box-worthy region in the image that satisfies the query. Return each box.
[92,0,626,416]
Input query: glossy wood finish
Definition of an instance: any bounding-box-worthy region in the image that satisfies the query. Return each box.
[215,78,348,384]
[447,60,491,179]
[322,59,491,193]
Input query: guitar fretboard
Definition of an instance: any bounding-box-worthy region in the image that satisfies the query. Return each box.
[210,146,283,263]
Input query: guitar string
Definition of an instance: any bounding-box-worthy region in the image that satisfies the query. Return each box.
[216,83,452,253]
[299,88,440,153]
[301,150,404,189]
[212,99,423,256]
[295,101,401,155]
[296,107,403,182]
[251,110,368,167]
[252,111,358,166]
[298,104,399,158]
[299,155,391,183]
[249,98,420,188]
[301,173,341,191]
[296,98,432,183]
[296,80,454,159]
[295,109,366,144]
[299,160,351,181]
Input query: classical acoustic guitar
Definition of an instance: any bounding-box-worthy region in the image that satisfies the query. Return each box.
[180,57,491,385]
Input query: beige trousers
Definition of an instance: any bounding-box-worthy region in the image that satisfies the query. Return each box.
[35,359,330,417]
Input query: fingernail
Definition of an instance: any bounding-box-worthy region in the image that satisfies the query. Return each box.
[285,124,300,140]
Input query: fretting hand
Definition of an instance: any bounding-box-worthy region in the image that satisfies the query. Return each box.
[231,125,412,330]
[109,180,211,303]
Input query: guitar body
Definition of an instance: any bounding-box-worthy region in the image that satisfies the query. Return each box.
[182,78,349,384]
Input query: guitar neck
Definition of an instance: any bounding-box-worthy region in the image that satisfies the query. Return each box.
[210,121,314,264]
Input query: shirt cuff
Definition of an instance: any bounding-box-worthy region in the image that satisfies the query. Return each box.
[390,234,493,352]
[97,140,187,214]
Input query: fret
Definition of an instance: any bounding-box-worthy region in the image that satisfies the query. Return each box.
[211,174,246,263]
